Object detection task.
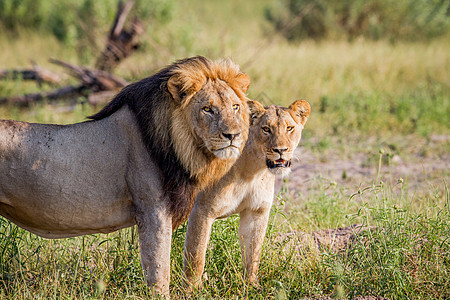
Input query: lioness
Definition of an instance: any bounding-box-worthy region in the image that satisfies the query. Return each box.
[0,56,254,295]
[183,100,311,289]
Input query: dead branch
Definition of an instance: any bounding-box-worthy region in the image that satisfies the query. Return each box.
[87,90,118,106]
[49,59,128,90]
[0,85,87,106]
[0,83,120,107]
[0,0,141,107]
[0,66,61,85]
[111,0,135,38]
[0,60,127,106]
[95,0,144,72]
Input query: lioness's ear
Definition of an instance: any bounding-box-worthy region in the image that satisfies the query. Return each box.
[235,73,250,93]
[167,74,204,104]
[247,100,265,125]
[289,100,311,126]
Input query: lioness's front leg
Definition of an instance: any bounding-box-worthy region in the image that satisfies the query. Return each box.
[183,206,215,291]
[238,207,271,284]
[135,204,172,296]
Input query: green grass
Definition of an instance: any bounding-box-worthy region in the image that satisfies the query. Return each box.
[1,178,448,299]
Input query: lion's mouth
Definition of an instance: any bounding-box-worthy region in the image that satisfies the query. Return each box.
[266,158,291,169]
[217,144,239,150]
[214,145,240,160]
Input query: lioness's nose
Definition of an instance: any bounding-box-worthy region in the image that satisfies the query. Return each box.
[222,132,240,141]
[273,148,288,154]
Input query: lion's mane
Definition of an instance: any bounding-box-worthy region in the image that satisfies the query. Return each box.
[89,56,249,229]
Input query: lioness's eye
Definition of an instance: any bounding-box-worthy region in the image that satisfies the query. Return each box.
[287,126,294,132]
[232,104,240,111]
[262,126,270,133]
[203,106,212,113]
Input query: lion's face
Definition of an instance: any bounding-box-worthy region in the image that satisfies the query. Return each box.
[168,64,251,164]
[250,100,311,177]
[186,79,249,160]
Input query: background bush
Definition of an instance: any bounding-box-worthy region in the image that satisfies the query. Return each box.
[0,0,174,63]
[265,0,450,41]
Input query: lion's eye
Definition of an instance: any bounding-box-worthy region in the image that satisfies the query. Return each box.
[287,126,294,132]
[203,106,212,113]
[232,104,240,111]
[262,126,271,133]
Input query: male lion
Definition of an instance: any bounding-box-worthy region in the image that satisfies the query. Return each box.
[183,100,311,290]
[0,56,253,295]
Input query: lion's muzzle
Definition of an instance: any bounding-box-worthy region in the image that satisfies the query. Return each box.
[214,144,241,160]
[210,131,244,160]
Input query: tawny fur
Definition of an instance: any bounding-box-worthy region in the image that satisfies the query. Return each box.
[0,56,251,296]
[183,100,311,290]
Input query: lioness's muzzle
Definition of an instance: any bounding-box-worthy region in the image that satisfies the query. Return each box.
[266,158,291,169]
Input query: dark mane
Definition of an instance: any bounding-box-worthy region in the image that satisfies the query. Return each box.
[88,56,212,121]
[89,57,213,229]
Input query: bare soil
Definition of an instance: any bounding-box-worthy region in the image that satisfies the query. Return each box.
[276,135,449,196]
[274,224,376,253]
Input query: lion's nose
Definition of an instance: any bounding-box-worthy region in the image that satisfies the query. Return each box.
[222,132,240,141]
[273,148,288,154]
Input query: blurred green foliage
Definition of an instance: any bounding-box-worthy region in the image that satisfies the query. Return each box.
[265,0,450,41]
[0,0,174,43]
[0,0,174,64]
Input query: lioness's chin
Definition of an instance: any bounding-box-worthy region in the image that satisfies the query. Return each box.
[213,147,240,160]
[268,167,291,177]
[266,158,292,177]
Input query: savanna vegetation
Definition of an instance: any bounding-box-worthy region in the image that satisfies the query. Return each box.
[0,0,449,299]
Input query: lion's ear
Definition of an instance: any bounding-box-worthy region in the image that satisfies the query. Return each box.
[289,100,311,126]
[235,73,250,93]
[167,74,204,104]
[167,75,184,103]
[247,100,265,125]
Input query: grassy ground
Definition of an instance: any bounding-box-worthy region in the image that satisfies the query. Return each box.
[0,0,449,299]
[1,177,448,299]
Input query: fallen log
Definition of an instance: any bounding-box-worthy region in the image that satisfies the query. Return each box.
[0,66,62,85]
[0,61,127,107]
[49,59,128,90]
[87,90,118,106]
[0,0,140,106]
[0,85,87,106]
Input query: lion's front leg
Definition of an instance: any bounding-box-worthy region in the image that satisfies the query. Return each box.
[135,204,172,297]
[238,208,271,285]
[183,205,215,291]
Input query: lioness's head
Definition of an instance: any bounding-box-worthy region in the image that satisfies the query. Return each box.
[167,57,251,180]
[249,100,311,177]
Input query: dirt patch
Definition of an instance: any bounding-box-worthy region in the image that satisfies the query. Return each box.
[274,224,375,253]
[275,136,449,196]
